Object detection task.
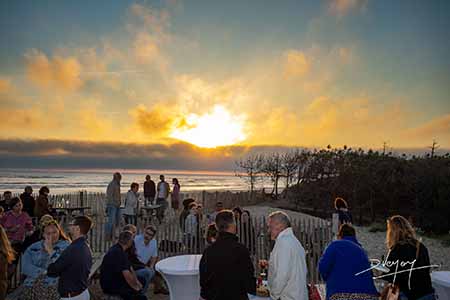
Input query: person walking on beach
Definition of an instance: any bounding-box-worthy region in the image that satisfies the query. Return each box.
[123,183,139,226]
[106,172,122,240]
[47,215,93,300]
[20,186,35,218]
[156,175,170,224]
[143,175,155,207]
[171,178,180,212]
[261,211,308,300]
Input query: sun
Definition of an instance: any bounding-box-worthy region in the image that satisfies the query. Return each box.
[170,105,247,148]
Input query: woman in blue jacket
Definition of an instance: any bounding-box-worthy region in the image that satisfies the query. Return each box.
[20,217,71,300]
[319,224,379,300]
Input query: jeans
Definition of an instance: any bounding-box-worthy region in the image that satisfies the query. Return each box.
[106,205,121,238]
[156,198,168,223]
[124,214,137,226]
[135,267,155,294]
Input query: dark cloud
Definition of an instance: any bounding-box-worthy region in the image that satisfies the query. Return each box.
[0,139,446,171]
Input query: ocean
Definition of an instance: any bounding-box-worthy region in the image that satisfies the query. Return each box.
[0,168,273,194]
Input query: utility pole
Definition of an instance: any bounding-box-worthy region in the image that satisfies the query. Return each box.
[382,141,388,155]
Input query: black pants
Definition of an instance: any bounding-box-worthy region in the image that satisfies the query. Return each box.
[106,288,147,300]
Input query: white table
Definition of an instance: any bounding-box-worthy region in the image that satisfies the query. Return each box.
[432,271,450,300]
[156,255,202,300]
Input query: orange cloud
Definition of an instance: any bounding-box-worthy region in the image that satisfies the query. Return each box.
[0,77,13,94]
[283,50,310,78]
[406,114,450,142]
[328,0,368,17]
[130,104,179,137]
[25,49,82,92]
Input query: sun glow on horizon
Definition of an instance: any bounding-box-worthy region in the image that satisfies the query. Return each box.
[170,105,247,148]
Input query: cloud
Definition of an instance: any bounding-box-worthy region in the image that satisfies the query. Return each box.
[283,50,310,78]
[25,49,83,92]
[328,0,368,17]
[405,114,450,142]
[0,77,13,94]
[130,103,179,138]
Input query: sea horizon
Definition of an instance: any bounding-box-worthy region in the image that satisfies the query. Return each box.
[0,167,272,194]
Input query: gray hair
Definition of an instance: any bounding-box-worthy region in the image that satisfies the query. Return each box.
[268,211,291,228]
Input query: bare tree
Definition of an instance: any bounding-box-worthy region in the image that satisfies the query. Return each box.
[281,150,298,192]
[261,153,283,199]
[429,140,439,158]
[235,154,264,195]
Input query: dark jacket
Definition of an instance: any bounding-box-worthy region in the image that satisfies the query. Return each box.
[47,236,93,296]
[20,192,35,218]
[319,236,378,300]
[143,180,156,198]
[382,242,434,300]
[35,194,51,220]
[200,231,256,300]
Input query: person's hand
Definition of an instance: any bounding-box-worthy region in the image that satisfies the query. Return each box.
[259,259,268,268]
[43,235,54,254]
[134,281,143,291]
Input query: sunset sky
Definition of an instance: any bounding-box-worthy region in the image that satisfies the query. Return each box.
[0,0,449,169]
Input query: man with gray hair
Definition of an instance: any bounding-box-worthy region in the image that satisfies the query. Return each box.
[262,211,308,300]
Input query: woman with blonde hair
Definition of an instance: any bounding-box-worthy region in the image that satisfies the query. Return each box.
[382,215,435,300]
[0,225,15,299]
[20,216,71,300]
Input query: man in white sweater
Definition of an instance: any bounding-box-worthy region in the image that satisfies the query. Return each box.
[265,211,308,300]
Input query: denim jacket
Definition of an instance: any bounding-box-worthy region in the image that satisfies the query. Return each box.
[21,239,70,286]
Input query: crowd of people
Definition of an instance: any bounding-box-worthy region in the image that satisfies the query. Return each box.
[0,177,438,300]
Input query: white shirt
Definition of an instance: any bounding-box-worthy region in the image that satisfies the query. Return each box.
[184,214,198,237]
[268,227,308,300]
[134,234,158,265]
[123,190,138,215]
[157,181,168,199]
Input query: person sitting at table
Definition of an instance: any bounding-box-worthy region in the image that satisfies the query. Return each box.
[20,217,71,300]
[319,224,378,300]
[100,230,147,300]
[200,210,256,300]
[0,197,34,255]
[123,182,139,226]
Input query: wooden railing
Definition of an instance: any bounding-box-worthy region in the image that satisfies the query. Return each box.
[8,191,332,294]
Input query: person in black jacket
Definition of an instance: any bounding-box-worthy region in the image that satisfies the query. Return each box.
[382,215,436,300]
[199,210,256,300]
[20,186,35,218]
[47,215,93,299]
